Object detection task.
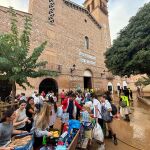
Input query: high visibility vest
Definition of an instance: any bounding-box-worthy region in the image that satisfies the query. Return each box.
[121,96,129,107]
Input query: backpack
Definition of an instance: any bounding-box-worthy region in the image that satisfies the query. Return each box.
[111,104,117,116]
[119,101,127,108]
[101,105,112,123]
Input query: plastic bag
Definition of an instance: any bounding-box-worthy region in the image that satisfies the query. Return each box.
[119,101,127,108]
[57,106,63,118]
[93,123,104,143]
[55,145,67,150]
[68,120,80,133]
[80,111,90,122]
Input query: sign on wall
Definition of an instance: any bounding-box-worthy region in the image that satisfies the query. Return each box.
[79,52,96,65]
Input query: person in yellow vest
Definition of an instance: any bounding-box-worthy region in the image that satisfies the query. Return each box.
[119,93,130,122]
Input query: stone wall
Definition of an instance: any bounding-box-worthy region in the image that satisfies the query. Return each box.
[0,0,111,96]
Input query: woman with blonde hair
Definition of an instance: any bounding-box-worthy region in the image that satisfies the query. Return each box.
[33,102,52,149]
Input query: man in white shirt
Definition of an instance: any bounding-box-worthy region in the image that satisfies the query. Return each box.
[75,94,82,119]
[32,91,37,99]
[91,94,104,130]
[101,95,117,145]
[34,94,40,105]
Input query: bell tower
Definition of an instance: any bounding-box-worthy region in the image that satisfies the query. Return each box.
[83,0,111,48]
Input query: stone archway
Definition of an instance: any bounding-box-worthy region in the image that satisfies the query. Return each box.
[117,82,121,91]
[107,82,113,93]
[39,78,58,95]
[123,81,127,90]
[83,69,93,90]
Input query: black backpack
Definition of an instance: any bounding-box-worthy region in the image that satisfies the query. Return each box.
[111,104,117,116]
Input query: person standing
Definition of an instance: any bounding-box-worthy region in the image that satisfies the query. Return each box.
[62,93,82,120]
[101,95,117,145]
[49,97,57,128]
[120,93,130,121]
[26,97,35,132]
[60,90,65,103]
[33,103,53,149]
[20,93,27,101]
[128,88,133,100]
[91,94,104,133]
[75,93,82,120]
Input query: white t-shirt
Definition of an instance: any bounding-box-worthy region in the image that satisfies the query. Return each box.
[53,96,57,102]
[34,96,40,104]
[101,100,112,116]
[76,96,82,104]
[93,98,102,119]
[32,93,36,99]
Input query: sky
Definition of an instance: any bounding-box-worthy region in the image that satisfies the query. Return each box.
[0,0,149,42]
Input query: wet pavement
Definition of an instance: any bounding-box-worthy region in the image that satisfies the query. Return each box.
[54,94,150,150]
[102,95,150,150]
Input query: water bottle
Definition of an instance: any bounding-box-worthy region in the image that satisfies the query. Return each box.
[42,135,47,146]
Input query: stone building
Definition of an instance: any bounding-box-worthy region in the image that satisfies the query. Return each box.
[0,0,112,96]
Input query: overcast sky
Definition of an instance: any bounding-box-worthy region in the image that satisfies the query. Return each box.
[0,0,149,41]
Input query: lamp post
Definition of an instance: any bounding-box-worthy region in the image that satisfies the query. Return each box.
[70,64,76,75]
[69,64,76,90]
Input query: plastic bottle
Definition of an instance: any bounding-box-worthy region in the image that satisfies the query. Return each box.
[42,135,47,145]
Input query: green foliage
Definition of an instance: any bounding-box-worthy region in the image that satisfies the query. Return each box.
[105,2,150,77]
[135,75,150,87]
[0,8,58,90]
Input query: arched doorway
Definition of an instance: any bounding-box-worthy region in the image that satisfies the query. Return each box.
[39,78,58,95]
[83,70,92,90]
[117,83,121,96]
[108,82,113,93]
[117,83,121,91]
[0,80,12,101]
[123,81,127,90]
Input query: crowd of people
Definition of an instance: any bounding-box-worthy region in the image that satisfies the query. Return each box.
[0,87,133,150]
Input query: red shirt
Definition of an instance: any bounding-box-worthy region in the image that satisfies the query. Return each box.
[62,98,82,111]
[60,92,65,99]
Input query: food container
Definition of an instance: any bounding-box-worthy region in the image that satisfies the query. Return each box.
[7,133,33,150]
[47,128,60,145]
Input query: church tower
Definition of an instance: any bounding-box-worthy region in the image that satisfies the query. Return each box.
[83,0,111,48]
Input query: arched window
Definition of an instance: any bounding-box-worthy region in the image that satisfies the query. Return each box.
[85,36,89,49]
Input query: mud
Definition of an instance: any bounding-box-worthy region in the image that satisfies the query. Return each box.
[94,95,150,150]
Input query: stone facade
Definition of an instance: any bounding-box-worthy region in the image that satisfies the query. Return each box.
[0,0,114,96]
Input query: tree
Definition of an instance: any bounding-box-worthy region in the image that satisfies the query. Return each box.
[105,2,150,81]
[0,8,57,102]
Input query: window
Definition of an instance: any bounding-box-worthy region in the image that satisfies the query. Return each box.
[48,0,55,24]
[85,36,89,49]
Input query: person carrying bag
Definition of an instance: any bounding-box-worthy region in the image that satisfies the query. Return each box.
[101,95,117,145]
